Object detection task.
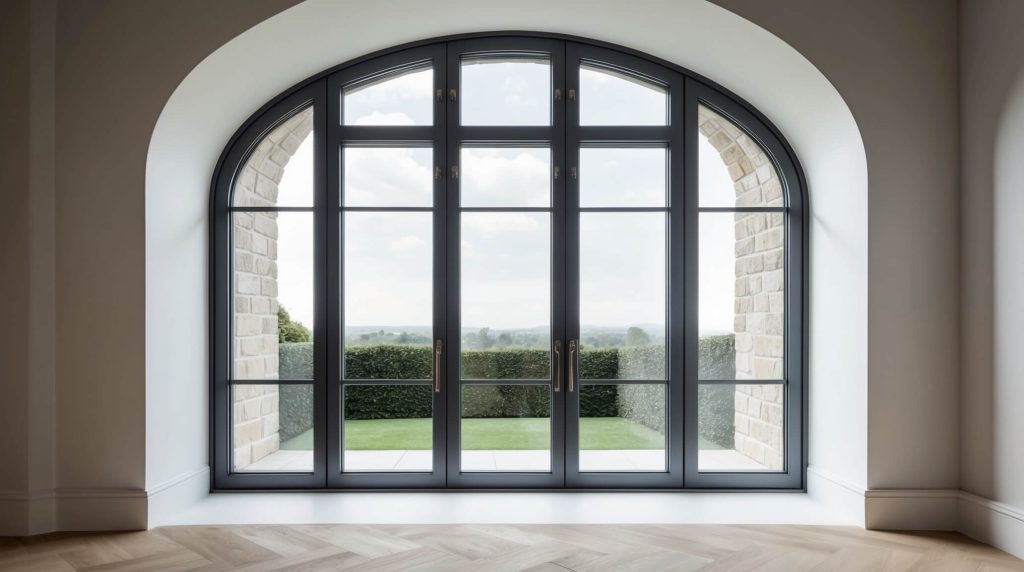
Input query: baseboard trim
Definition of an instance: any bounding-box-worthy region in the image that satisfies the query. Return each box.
[147,466,210,528]
[806,466,866,524]
[959,491,1024,560]
[864,488,960,530]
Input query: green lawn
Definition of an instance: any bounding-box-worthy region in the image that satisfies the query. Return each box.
[281,417,667,451]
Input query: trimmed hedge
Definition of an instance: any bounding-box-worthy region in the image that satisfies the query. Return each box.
[277,335,736,444]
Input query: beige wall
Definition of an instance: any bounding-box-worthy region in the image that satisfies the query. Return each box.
[714,0,962,490]
[959,0,1024,511]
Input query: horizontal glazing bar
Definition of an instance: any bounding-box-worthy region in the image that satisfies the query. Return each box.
[697,379,786,385]
[578,379,669,385]
[577,126,671,141]
[341,207,434,212]
[578,207,668,213]
[228,378,313,385]
[229,207,315,213]
[341,379,432,385]
[460,379,552,385]
[455,127,555,141]
[698,207,787,213]
[338,126,435,141]
[459,207,552,213]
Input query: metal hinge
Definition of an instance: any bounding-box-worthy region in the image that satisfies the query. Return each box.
[435,166,441,180]
[436,88,443,102]
[568,88,576,102]
[554,88,562,101]
[554,166,560,180]
[449,88,457,102]
[570,166,577,180]
[451,165,459,179]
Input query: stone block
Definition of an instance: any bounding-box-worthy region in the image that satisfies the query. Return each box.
[251,434,280,463]
[263,412,280,436]
[749,275,763,294]
[746,313,764,334]
[754,335,784,358]
[735,237,755,257]
[252,234,268,256]
[261,278,277,297]
[735,333,753,352]
[755,228,784,252]
[764,249,784,271]
[763,269,785,293]
[233,419,263,448]
[765,314,784,335]
[251,296,271,315]
[754,293,769,312]
[769,293,785,313]
[235,296,250,314]
[233,446,251,470]
[235,314,262,337]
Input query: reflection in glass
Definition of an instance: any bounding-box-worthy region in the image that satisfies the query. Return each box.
[579,64,667,126]
[698,213,785,380]
[343,385,433,472]
[461,385,551,471]
[579,384,666,471]
[698,384,784,471]
[233,106,314,207]
[461,147,550,207]
[343,212,432,379]
[344,66,433,126]
[461,57,550,126]
[461,212,551,379]
[698,104,783,207]
[343,147,433,207]
[579,213,665,380]
[233,212,313,380]
[579,147,666,207]
[232,384,314,472]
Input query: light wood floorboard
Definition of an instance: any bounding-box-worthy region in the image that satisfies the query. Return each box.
[1,525,1021,571]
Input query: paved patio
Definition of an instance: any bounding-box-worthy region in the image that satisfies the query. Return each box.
[245,449,770,473]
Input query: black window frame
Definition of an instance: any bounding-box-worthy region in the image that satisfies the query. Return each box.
[210,32,808,491]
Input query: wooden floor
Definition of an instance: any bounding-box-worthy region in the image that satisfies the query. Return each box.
[1,524,1021,571]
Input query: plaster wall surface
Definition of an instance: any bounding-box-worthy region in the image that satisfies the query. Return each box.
[959,0,1024,512]
[715,0,961,491]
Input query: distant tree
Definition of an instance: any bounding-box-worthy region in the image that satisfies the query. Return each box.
[278,306,312,343]
[625,326,651,347]
[496,332,513,348]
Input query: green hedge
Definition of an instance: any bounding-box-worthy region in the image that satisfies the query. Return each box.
[277,335,736,442]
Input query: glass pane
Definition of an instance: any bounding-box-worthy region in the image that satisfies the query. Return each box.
[461,57,550,126]
[579,213,665,380]
[461,212,551,379]
[233,212,313,380]
[232,384,313,472]
[579,64,667,126]
[699,213,785,380]
[342,385,432,472]
[579,384,666,472]
[233,107,313,207]
[461,385,551,472]
[698,104,784,207]
[343,146,433,207]
[698,384,784,471]
[343,212,432,379]
[461,147,550,207]
[579,147,666,207]
[343,66,432,126]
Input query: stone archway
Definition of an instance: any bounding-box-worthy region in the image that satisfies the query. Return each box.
[230,108,313,470]
[699,106,785,471]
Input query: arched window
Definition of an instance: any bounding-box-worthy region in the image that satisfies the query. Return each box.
[211,35,806,490]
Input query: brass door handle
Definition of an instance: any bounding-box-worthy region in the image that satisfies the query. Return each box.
[568,340,577,392]
[553,340,562,392]
[434,340,443,393]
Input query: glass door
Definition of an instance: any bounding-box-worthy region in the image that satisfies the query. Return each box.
[445,38,566,487]
[328,45,448,487]
[564,44,685,487]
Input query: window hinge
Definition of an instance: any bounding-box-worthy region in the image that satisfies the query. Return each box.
[554,166,560,180]
[436,88,443,102]
[451,165,459,179]
[570,166,577,180]
[449,88,457,102]
[435,166,441,180]
[568,88,576,102]
[554,88,562,101]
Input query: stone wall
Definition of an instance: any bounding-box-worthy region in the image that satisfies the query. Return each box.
[698,105,785,470]
[231,108,313,470]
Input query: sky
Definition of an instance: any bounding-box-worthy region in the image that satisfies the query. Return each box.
[267,60,746,337]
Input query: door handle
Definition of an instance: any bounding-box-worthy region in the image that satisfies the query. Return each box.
[568,339,577,392]
[553,340,562,392]
[434,340,443,393]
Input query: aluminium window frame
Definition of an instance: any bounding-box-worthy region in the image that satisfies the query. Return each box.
[209,32,808,492]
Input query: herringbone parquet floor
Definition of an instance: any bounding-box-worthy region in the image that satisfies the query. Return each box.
[1,524,1021,571]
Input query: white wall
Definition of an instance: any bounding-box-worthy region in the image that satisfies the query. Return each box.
[959,0,1024,557]
[147,0,868,525]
